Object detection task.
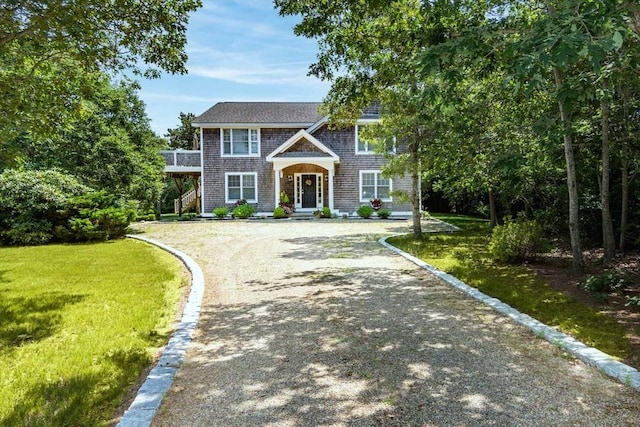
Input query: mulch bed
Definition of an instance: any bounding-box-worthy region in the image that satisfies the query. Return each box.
[527,250,640,370]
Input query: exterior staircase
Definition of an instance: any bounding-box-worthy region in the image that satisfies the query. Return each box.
[174,188,199,214]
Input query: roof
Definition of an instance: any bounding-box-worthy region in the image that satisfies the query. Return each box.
[193,102,324,126]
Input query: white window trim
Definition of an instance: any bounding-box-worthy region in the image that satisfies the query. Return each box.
[359,170,393,202]
[225,172,258,203]
[220,128,260,157]
[355,124,374,154]
[355,125,396,154]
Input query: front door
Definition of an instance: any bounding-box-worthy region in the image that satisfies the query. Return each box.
[301,174,317,208]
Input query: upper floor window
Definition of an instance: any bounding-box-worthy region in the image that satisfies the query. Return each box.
[356,125,374,154]
[356,124,395,154]
[222,128,260,156]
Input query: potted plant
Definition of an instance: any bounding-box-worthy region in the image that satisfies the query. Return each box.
[370,198,382,210]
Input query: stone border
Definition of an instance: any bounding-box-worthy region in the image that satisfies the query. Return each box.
[117,235,205,426]
[379,236,640,392]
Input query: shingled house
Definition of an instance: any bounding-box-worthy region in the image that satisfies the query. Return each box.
[162,102,412,217]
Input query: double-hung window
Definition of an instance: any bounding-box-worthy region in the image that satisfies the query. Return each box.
[355,125,374,154]
[225,172,257,203]
[360,170,392,202]
[222,128,259,156]
[356,125,395,154]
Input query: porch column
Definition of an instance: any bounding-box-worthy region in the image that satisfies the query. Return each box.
[274,167,282,208]
[328,167,335,211]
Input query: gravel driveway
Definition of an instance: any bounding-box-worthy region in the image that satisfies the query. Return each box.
[134,219,639,426]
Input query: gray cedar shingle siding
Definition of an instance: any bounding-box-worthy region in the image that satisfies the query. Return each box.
[198,102,412,215]
[201,125,412,214]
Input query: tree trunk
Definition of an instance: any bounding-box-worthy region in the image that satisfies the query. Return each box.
[488,188,497,228]
[619,83,630,253]
[410,139,422,237]
[554,67,584,272]
[600,82,616,260]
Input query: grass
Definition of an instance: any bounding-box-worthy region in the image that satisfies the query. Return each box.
[387,214,630,360]
[0,239,185,426]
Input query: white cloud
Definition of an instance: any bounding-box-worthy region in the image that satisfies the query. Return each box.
[140,93,216,103]
[188,63,326,86]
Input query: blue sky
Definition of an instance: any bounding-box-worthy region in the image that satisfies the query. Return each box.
[137,0,330,137]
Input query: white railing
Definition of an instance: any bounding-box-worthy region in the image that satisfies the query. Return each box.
[174,188,199,214]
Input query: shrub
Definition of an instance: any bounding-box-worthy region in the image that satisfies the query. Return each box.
[377,208,391,219]
[489,215,550,263]
[356,204,375,219]
[320,207,332,218]
[136,212,157,221]
[0,169,87,245]
[273,206,287,219]
[177,212,196,221]
[233,204,255,219]
[0,170,135,245]
[626,296,640,308]
[3,219,53,245]
[65,192,135,240]
[582,271,631,302]
[213,206,229,219]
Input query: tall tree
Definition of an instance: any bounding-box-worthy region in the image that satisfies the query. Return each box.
[16,76,165,210]
[277,0,456,236]
[0,0,201,144]
[166,112,199,150]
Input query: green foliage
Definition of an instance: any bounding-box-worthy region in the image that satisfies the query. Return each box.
[626,296,640,308]
[489,215,550,263]
[213,207,229,219]
[0,169,87,245]
[233,204,255,219]
[136,212,157,222]
[273,206,287,219]
[377,208,391,219]
[3,220,53,246]
[582,272,631,302]
[165,112,199,149]
[387,214,630,360]
[313,207,332,218]
[0,170,134,245]
[177,212,196,221]
[0,240,183,426]
[12,78,166,210]
[0,0,202,144]
[320,207,332,218]
[356,205,375,219]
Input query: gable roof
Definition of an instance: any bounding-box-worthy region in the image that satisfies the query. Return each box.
[266,130,340,162]
[193,102,324,127]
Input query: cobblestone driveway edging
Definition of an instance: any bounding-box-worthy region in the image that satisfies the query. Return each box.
[117,235,205,427]
[379,236,640,391]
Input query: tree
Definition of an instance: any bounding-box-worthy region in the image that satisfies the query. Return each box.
[277,0,441,236]
[0,0,201,144]
[166,112,199,149]
[502,1,638,268]
[278,0,640,262]
[13,76,165,210]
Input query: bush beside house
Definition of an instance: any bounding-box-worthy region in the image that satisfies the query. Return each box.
[0,169,135,245]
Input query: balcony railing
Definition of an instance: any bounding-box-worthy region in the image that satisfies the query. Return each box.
[161,150,201,173]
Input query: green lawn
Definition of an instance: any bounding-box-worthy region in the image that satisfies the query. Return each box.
[388,214,630,360]
[0,239,185,426]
